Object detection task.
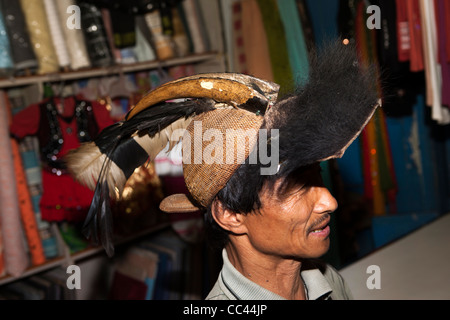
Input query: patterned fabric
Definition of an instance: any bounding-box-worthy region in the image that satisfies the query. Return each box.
[10,96,115,222]
[6,96,46,267]
[0,90,29,277]
[0,0,38,74]
[0,7,13,76]
[43,0,71,69]
[20,0,59,74]
[54,0,91,70]
[78,2,113,68]
[231,1,248,74]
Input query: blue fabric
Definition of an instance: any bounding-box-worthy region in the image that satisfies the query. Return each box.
[0,8,14,73]
[337,137,364,195]
[385,94,440,215]
[305,0,339,45]
[276,0,310,87]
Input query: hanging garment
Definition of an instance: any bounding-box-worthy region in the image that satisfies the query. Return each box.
[43,0,71,70]
[385,94,440,214]
[295,0,315,48]
[374,0,421,117]
[135,15,158,61]
[407,0,425,72]
[0,0,38,75]
[54,0,91,70]
[419,0,450,124]
[305,0,339,43]
[108,8,136,49]
[181,0,208,54]
[256,0,294,95]
[10,96,115,222]
[436,0,450,109]
[197,0,224,54]
[277,0,310,87]
[0,6,13,77]
[78,2,113,68]
[19,0,60,74]
[337,0,357,43]
[144,10,175,60]
[231,1,248,74]
[5,94,46,267]
[355,0,397,216]
[101,8,123,64]
[240,0,273,81]
[408,0,424,72]
[444,0,450,62]
[133,20,157,63]
[171,5,190,57]
[395,0,411,62]
[396,0,425,72]
[0,90,29,277]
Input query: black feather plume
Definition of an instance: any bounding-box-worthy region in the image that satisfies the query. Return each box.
[67,98,216,256]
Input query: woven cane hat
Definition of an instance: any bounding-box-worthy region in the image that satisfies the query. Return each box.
[170,107,264,212]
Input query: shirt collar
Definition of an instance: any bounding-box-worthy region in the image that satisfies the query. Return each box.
[219,249,333,300]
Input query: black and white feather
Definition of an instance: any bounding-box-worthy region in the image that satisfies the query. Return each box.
[66,99,215,256]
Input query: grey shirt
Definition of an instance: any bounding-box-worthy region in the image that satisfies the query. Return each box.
[206,249,353,300]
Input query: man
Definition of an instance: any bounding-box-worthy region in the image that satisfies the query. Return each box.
[67,39,379,300]
[204,162,351,300]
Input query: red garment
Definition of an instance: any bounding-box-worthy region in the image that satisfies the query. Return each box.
[396,0,424,71]
[10,95,115,222]
[444,0,450,62]
[396,0,410,62]
[407,0,424,72]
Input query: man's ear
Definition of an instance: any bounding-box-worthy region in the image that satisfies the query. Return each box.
[211,199,247,235]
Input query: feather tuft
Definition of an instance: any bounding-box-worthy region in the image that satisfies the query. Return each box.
[65,98,216,256]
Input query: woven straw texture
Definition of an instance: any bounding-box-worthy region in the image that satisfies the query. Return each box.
[182,108,263,207]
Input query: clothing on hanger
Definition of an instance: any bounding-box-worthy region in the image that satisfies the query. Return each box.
[10,95,115,222]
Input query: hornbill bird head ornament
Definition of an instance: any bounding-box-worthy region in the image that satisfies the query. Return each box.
[66,40,381,256]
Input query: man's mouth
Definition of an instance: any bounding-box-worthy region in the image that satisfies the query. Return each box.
[311,227,327,233]
[308,215,331,235]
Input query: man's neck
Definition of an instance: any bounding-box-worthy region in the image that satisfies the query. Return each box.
[225,242,306,300]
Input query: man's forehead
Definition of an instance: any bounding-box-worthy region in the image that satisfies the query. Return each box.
[262,163,324,197]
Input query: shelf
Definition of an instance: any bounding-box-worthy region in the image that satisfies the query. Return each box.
[0,51,220,288]
[0,221,171,286]
[0,52,219,88]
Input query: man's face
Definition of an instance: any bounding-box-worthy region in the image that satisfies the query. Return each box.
[241,164,338,260]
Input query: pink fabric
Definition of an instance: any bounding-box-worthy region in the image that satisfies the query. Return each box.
[437,0,450,107]
[0,90,29,277]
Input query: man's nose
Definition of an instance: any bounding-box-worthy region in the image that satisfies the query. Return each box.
[314,186,338,214]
